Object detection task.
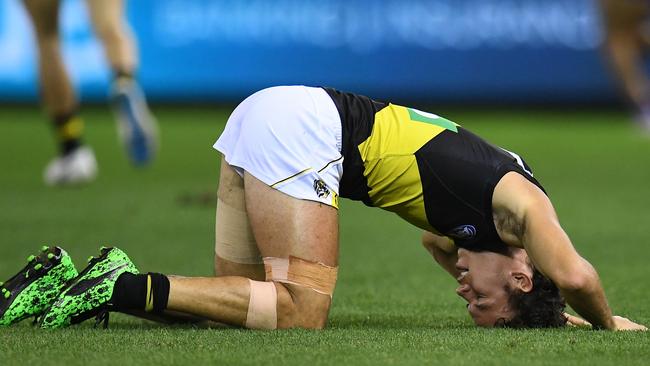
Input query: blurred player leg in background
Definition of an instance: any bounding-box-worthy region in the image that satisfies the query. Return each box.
[22,0,158,187]
[86,0,158,166]
[600,0,650,132]
[23,0,97,186]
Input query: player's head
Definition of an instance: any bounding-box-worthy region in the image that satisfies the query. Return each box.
[454,247,567,328]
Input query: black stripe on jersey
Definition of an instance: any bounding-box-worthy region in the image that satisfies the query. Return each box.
[414,127,545,250]
[322,87,388,205]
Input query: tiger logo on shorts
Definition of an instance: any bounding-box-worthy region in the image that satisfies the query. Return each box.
[313,179,330,198]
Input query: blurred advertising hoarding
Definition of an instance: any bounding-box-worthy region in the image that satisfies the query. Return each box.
[0,0,618,103]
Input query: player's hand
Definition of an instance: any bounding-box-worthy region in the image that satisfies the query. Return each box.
[612,316,648,331]
[564,313,591,328]
[564,313,647,331]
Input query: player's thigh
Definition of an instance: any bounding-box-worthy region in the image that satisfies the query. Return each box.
[243,172,339,266]
[214,157,264,280]
[243,172,338,327]
[22,0,60,36]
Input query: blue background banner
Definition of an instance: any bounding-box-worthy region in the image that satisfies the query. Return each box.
[0,0,620,103]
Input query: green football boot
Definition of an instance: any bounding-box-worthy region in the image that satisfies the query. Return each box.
[0,246,78,326]
[40,246,139,329]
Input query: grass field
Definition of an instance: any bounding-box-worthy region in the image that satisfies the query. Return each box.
[1,104,649,365]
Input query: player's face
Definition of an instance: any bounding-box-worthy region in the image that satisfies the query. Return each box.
[454,248,531,327]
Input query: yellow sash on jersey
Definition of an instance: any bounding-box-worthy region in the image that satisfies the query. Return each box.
[357,104,458,232]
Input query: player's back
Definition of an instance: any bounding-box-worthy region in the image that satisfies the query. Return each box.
[324,87,543,249]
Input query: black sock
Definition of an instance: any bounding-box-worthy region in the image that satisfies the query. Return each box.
[111,272,170,313]
[53,111,83,156]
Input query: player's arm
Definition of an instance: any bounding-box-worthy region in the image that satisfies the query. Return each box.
[492,172,646,331]
[421,231,460,278]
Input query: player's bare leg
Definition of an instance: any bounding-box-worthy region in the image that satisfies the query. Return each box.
[111,159,263,326]
[164,164,339,329]
[241,172,338,329]
[110,159,337,328]
[117,158,337,328]
[86,0,136,74]
[600,0,650,130]
[149,159,265,326]
[86,0,158,164]
[85,158,336,329]
[23,0,75,118]
[23,0,96,185]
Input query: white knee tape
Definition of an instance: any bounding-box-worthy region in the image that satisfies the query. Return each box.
[215,198,262,264]
[245,279,278,330]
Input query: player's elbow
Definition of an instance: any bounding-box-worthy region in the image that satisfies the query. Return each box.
[552,260,599,293]
[554,273,590,293]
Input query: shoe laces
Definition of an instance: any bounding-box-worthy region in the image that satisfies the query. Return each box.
[1,245,56,299]
[86,246,112,265]
[26,246,56,277]
[94,309,110,329]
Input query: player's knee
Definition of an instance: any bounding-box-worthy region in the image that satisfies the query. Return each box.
[265,256,338,329]
[244,280,330,330]
[245,255,338,330]
[275,282,331,329]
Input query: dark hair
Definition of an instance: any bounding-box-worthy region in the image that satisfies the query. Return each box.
[498,268,567,328]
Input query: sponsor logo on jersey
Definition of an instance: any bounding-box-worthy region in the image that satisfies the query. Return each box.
[448,225,477,240]
[313,179,330,198]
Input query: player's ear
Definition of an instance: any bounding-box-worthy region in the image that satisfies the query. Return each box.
[509,271,533,293]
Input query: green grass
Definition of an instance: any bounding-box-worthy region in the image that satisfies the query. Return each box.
[1,105,649,365]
